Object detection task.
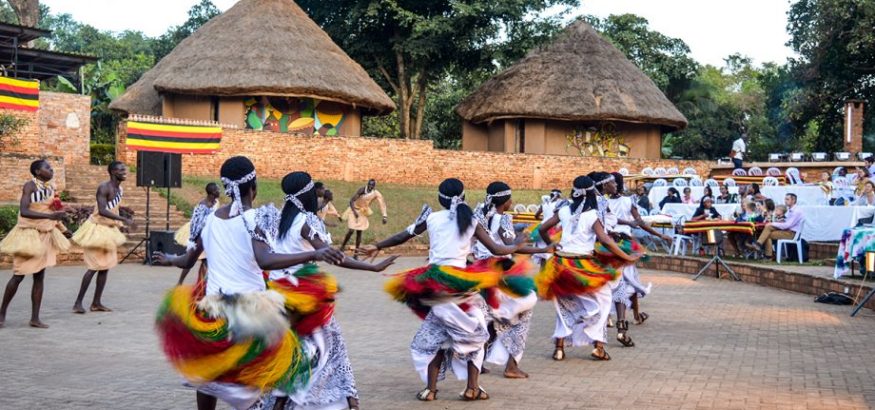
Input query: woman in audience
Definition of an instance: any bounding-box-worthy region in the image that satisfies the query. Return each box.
[758,199,776,222]
[818,172,835,205]
[857,180,875,206]
[749,183,767,202]
[715,185,733,204]
[633,185,652,213]
[659,187,682,210]
[691,196,720,221]
[855,168,873,196]
[681,187,696,204]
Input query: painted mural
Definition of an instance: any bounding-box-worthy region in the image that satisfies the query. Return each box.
[566,122,630,157]
[244,96,348,136]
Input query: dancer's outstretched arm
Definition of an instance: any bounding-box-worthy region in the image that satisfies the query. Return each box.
[594,220,638,262]
[153,238,204,269]
[304,225,397,272]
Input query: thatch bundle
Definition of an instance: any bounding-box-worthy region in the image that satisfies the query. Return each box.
[111,0,394,115]
[455,20,686,130]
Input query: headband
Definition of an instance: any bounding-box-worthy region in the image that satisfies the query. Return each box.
[596,175,614,186]
[221,170,256,217]
[485,189,512,205]
[438,191,465,220]
[283,180,329,242]
[572,185,596,198]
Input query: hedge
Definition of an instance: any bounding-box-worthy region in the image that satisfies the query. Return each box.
[90,143,115,165]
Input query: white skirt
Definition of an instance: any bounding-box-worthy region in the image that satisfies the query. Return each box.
[486,291,537,365]
[553,283,613,346]
[410,301,489,383]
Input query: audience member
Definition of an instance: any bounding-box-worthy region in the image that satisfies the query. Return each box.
[682,187,696,204]
[857,180,875,206]
[749,193,804,259]
[633,185,652,212]
[691,196,720,221]
[715,185,734,204]
[659,187,682,209]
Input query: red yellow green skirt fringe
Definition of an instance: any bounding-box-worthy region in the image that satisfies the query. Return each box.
[594,235,648,268]
[155,285,309,393]
[266,264,339,336]
[477,256,537,310]
[535,253,620,300]
[384,260,507,319]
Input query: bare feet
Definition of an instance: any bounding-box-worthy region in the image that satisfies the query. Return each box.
[90,304,112,312]
[29,320,49,329]
[347,397,359,409]
[72,305,86,314]
[503,368,529,379]
[480,366,490,374]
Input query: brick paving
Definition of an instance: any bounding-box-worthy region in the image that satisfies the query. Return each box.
[1,258,874,409]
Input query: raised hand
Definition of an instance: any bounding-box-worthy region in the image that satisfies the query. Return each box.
[355,244,379,259]
[372,255,399,272]
[152,252,171,266]
[314,247,345,265]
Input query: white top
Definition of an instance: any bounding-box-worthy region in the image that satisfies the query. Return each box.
[201,210,266,296]
[269,213,325,280]
[541,200,558,222]
[557,207,598,255]
[427,210,476,268]
[473,213,513,260]
[732,138,746,160]
[606,196,633,235]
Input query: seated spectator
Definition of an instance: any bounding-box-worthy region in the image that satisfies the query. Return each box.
[749,193,804,259]
[818,171,835,204]
[659,187,682,209]
[681,187,696,204]
[715,185,734,204]
[867,155,875,176]
[730,201,763,257]
[691,196,720,221]
[633,185,652,213]
[757,199,777,222]
[857,180,875,206]
[773,205,787,223]
[748,183,767,202]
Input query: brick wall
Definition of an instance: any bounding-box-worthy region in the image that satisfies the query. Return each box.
[117,123,712,189]
[0,152,66,202]
[0,91,91,168]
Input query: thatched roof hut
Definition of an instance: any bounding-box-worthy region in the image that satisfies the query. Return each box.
[111,0,393,134]
[455,20,686,159]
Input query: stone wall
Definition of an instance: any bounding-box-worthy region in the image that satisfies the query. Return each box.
[0,91,91,168]
[117,122,712,189]
[0,152,66,202]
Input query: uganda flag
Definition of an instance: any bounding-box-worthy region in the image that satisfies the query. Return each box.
[0,76,39,112]
[126,121,222,154]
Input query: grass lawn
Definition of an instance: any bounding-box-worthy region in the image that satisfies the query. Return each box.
[175,176,555,246]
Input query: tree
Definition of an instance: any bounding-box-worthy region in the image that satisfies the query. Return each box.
[152,0,220,61]
[786,0,875,152]
[298,0,579,139]
[7,0,38,28]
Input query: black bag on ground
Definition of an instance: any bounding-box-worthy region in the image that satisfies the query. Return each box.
[814,292,854,305]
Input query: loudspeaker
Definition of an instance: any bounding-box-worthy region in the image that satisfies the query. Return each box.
[149,230,185,256]
[136,151,182,188]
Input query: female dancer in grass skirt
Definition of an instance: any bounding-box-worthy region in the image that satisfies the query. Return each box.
[0,159,71,328]
[603,172,669,345]
[173,182,220,285]
[535,175,640,362]
[532,189,565,267]
[255,171,396,410]
[357,178,525,402]
[471,181,552,379]
[153,157,347,410]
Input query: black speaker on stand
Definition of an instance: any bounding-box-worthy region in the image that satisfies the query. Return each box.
[122,151,182,265]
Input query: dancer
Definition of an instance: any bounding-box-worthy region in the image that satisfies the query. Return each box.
[605,172,668,344]
[173,182,220,285]
[0,160,71,328]
[535,175,639,362]
[258,171,396,410]
[532,189,565,268]
[472,182,552,379]
[341,179,387,255]
[318,189,342,227]
[71,161,132,314]
[358,178,527,402]
[154,156,339,410]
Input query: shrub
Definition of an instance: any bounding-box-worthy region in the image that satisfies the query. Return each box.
[90,143,115,165]
[0,206,18,238]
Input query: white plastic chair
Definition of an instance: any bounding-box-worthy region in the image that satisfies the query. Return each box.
[513,204,527,213]
[618,167,629,176]
[654,167,667,176]
[762,176,779,186]
[670,215,695,256]
[642,167,654,176]
[689,177,703,187]
[705,178,719,187]
[652,178,668,187]
[776,221,805,264]
[683,167,698,176]
[526,204,539,213]
[732,168,747,177]
[722,177,736,187]
[786,167,802,185]
[667,167,679,175]
[766,167,782,177]
[672,178,688,187]
[748,167,763,176]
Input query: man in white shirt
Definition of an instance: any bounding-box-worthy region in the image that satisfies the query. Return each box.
[731,133,746,169]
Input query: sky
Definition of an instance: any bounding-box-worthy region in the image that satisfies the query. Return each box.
[40,0,797,67]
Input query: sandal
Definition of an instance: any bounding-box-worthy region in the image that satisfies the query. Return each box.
[616,320,635,347]
[552,346,565,361]
[460,387,490,401]
[591,346,611,361]
[635,312,649,325]
[607,317,614,328]
[416,388,437,401]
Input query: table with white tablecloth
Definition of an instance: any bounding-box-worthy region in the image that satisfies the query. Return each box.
[656,204,875,242]
[648,185,826,208]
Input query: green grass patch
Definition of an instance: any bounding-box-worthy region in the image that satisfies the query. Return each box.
[175,176,553,245]
[0,205,18,238]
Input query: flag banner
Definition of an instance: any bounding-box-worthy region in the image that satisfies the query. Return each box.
[126,121,222,154]
[0,76,39,112]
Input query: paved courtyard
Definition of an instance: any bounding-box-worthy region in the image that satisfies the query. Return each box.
[1,257,874,409]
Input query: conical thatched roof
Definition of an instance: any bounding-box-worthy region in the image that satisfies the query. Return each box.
[455,20,687,130]
[111,0,394,115]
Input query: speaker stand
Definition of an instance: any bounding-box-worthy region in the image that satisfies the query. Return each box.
[121,186,152,265]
